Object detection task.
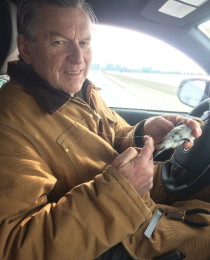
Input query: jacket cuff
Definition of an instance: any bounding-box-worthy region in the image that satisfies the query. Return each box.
[120,120,146,151]
[134,120,175,162]
[134,120,146,148]
[154,149,175,163]
[104,165,154,221]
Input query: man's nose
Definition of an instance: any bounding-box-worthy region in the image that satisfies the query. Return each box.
[66,43,83,64]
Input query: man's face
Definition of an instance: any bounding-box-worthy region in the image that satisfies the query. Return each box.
[19,5,92,94]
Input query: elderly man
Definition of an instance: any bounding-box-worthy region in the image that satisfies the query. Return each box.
[0,0,209,259]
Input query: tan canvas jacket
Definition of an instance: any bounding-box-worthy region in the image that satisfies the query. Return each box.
[0,73,156,260]
[1,62,210,260]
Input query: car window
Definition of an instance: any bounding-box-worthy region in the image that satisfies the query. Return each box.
[88,25,207,113]
[198,19,210,38]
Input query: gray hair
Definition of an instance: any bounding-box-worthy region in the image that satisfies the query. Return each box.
[17,0,97,41]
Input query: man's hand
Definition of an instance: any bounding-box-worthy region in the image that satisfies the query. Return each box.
[112,136,154,196]
[143,114,202,149]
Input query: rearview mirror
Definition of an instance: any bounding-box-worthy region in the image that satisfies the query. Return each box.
[177,78,210,108]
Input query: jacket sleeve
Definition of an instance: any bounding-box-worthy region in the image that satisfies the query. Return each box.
[0,124,153,260]
[110,109,145,152]
[91,88,145,152]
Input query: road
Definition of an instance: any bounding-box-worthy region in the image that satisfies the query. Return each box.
[88,71,191,112]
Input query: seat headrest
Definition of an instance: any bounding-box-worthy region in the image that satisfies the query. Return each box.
[0,0,19,75]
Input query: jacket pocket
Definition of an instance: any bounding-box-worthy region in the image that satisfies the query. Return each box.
[57,119,118,182]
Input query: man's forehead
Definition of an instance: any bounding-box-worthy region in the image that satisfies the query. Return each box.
[48,30,92,40]
[47,22,92,39]
[36,5,92,37]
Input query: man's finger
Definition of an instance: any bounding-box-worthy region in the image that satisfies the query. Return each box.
[165,115,203,139]
[138,136,154,161]
[192,127,202,138]
[112,147,138,169]
[183,140,194,149]
[186,119,202,138]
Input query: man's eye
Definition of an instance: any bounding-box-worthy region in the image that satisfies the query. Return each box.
[53,40,66,45]
[79,41,89,47]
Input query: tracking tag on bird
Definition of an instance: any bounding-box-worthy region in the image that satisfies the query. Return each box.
[144,208,164,238]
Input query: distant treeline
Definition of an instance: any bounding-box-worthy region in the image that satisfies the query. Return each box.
[90,63,202,75]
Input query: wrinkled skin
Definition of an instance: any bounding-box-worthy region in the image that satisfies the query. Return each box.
[112,136,154,196]
[17,5,203,197]
[143,114,202,149]
[17,5,92,94]
[112,115,202,195]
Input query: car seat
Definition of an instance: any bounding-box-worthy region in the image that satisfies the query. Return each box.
[0,0,18,75]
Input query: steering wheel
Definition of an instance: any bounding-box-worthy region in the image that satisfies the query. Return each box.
[161,98,210,198]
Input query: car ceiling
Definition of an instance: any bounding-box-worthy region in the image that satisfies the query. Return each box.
[86,0,210,74]
[3,0,210,74]
[87,0,210,28]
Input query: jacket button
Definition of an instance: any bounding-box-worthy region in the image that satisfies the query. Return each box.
[65,148,69,153]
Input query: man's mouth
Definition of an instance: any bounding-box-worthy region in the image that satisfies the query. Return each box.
[64,69,84,75]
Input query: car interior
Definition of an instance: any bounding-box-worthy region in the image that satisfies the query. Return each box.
[1,1,210,257]
[1,0,210,120]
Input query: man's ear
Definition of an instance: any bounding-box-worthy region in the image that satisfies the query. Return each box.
[17,34,32,64]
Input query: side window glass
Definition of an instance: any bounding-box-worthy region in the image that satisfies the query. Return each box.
[88,25,206,112]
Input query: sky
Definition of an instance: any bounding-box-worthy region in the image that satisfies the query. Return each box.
[91,25,206,74]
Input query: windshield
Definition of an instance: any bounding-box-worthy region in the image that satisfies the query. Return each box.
[198,20,210,38]
[88,25,207,112]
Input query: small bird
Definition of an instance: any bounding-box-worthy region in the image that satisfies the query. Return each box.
[153,118,204,159]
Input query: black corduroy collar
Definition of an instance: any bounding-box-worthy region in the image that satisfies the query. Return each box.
[7,60,91,114]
